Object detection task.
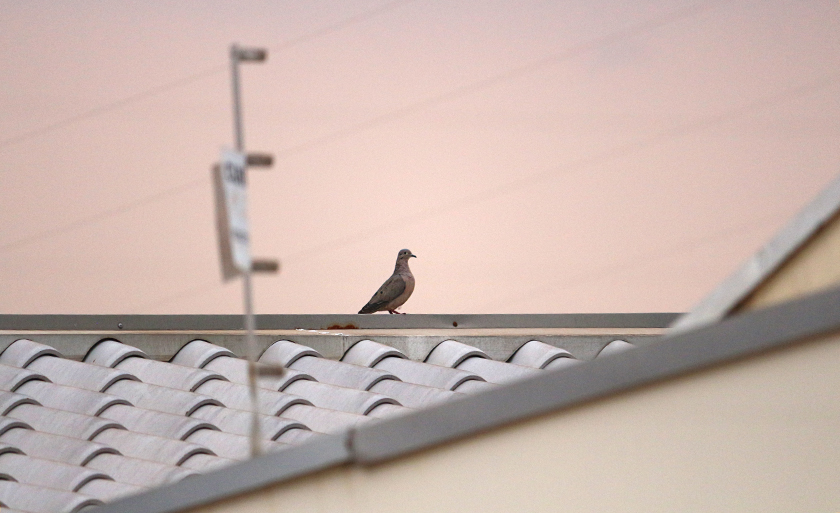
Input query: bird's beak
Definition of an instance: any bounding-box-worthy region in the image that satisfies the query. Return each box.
[410,254,417,258]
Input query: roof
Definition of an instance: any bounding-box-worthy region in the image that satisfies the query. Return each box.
[0,313,672,513]
[671,173,840,333]
[74,284,840,513]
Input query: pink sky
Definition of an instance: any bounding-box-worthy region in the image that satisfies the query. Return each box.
[1,0,838,315]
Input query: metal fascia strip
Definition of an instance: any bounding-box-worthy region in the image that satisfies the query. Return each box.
[0,313,681,332]
[351,285,840,463]
[671,173,840,334]
[90,434,351,513]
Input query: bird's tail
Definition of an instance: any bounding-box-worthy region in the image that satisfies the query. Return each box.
[358,301,384,314]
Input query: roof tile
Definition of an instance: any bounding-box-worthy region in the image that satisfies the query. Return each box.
[114,356,226,392]
[171,339,236,368]
[178,453,236,473]
[373,356,485,391]
[0,452,110,492]
[0,363,49,392]
[85,453,196,487]
[102,380,222,416]
[90,429,213,466]
[258,340,321,367]
[368,379,459,409]
[342,339,406,367]
[202,355,313,391]
[25,356,138,392]
[287,355,397,391]
[0,391,39,415]
[0,417,32,436]
[99,404,217,440]
[5,403,122,441]
[596,339,636,358]
[0,339,61,368]
[85,340,147,367]
[282,379,401,415]
[278,403,370,434]
[508,340,575,369]
[455,356,539,384]
[425,340,488,367]
[0,480,102,513]
[76,478,145,503]
[193,379,309,416]
[189,404,308,440]
[14,380,130,416]
[183,429,286,461]
[0,428,118,466]
[450,378,496,394]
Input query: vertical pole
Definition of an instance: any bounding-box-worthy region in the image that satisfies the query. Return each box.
[230,43,262,458]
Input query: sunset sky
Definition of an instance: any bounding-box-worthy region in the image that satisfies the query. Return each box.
[1,0,838,315]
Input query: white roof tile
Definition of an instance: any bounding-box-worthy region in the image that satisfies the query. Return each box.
[114,356,226,392]
[99,404,217,440]
[0,480,102,513]
[509,340,575,369]
[102,380,222,416]
[25,355,138,392]
[5,403,122,441]
[85,453,196,487]
[14,380,130,416]
[373,356,485,391]
[189,404,308,440]
[90,429,213,466]
[596,339,636,358]
[455,357,540,385]
[171,339,236,368]
[0,452,110,492]
[76,478,145,503]
[0,321,654,510]
[0,428,118,466]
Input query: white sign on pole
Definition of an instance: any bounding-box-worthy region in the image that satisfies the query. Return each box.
[220,149,251,274]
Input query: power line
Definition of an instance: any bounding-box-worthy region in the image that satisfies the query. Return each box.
[0,0,418,154]
[0,70,226,153]
[2,65,836,259]
[134,209,786,314]
[280,72,840,263]
[131,72,840,312]
[269,0,418,53]
[275,0,727,160]
[0,178,208,253]
[0,0,732,255]
[480,210,788,311]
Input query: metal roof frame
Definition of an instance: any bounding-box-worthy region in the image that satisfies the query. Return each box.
[92,284,840,513]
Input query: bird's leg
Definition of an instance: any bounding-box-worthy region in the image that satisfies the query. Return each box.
[388,310,397,314]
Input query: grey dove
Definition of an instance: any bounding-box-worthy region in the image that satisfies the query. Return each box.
[358,249,417,314]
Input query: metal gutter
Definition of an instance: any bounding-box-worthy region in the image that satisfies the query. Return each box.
[92,286,840,513]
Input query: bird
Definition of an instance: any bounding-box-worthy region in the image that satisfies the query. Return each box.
[358,249,417,314]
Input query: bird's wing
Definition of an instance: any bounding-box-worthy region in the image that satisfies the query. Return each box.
[359,274,406,313]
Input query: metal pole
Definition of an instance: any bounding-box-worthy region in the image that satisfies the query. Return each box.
[231,44,245,152]
[230,42,262,458]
